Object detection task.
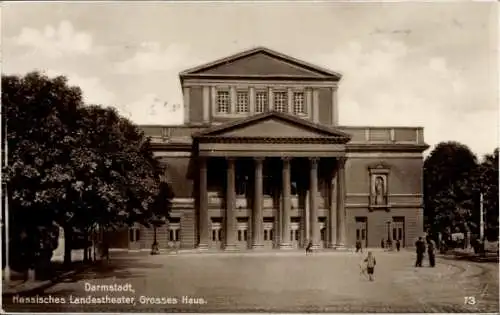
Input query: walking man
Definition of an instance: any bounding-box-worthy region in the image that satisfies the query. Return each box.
[415,237,425,267]
[396,239,401,252]
[427,238,436,267]
[355,240,362,253]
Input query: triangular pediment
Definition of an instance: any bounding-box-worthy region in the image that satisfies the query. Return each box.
[193,112,351,141]
[180,47,341,80]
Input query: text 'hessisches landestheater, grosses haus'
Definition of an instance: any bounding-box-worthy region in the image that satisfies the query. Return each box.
[106,47,429,251]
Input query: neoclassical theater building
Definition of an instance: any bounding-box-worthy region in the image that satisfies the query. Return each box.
[107,47,429,251]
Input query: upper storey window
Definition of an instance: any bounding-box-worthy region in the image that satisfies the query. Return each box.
[255,91,267,113]
[274,91,287,112]
[236,91,249,113]
[217,90,230,113]
[293,92,305,114]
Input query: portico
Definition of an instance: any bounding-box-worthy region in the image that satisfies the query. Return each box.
[194,111,351,250]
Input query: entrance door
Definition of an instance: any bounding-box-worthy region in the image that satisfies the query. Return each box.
[290,222,301,248]
[128,225,141,250]
[355,218,367,248]
[319,222,327,248]
[236,222,249,249]
[263,220,275,249]
[211,222,223,249]
[392,217,405,247]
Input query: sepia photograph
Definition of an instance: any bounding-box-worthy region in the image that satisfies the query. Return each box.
[1,1,499,313]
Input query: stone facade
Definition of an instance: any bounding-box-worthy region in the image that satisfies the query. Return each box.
[111,47,428,251]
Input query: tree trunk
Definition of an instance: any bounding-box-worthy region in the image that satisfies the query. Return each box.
[83,229,89,262]
[63,226,72,266]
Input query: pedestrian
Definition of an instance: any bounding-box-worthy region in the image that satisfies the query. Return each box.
[363,251,377,281]
[355,240,362,253]
[427,239,436,267]
[396,239,401,252]
[381,238,385,249]
[414,237,425,267]
[305,240,313,255]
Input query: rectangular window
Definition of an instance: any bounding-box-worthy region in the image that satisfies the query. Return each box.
[212,230,216,241]
[217,90,230,113]
[264,230,268,241]
[269,229,274,241]
[243,230,248,241]
[238,230,242,241]
[255,92,267,113]
[236,91,249,113]
[170,230,175,241]
[274,91,287,112]
[293,92,305,114]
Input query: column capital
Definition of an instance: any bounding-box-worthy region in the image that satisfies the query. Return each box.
[309,157,320,164]
[337,156,347,166]
[198,156,207,168]
[253,157,265,162]
[281,156,292,161]
[225,157,236,162]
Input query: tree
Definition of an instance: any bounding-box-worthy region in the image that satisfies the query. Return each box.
[2,72,83,272]
[476,148,499,240]
[2,72,173,271]
[423,142,479,241]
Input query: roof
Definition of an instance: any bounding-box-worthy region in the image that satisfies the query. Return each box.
[179,46,342,81]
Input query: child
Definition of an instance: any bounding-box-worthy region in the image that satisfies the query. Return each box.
[364,251,376,281]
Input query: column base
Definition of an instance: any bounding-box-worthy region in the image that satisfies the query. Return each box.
[3,266,11,283]
[310,244,322,250]
[224,244,239,251]
[279,243,293,249]
[197,244,209,251]
[251,244,265,250]
[327,243,337,249]
[334,243,348,251]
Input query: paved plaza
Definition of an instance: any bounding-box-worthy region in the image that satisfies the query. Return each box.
[2,249,499,313]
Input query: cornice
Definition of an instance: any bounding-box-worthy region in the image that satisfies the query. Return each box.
[346,143,430,153]
[197,136,349,144]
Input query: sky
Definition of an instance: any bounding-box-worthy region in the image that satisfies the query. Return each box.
[2,2,498,157]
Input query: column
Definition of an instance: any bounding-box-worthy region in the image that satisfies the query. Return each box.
[249,87,256,114]
[336,157,347,248]
[331,86,338,126]
[230,86,237,114]
[309,157,320,248]
[328,168,337,248]
[183,87,190,124]
[202,86,210,123]
[198,157,209,249]
[312,89,319,123]
[280,157,292,249]
[225,158,237,250]
[287,87,293,113]
[252,157,264,249]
